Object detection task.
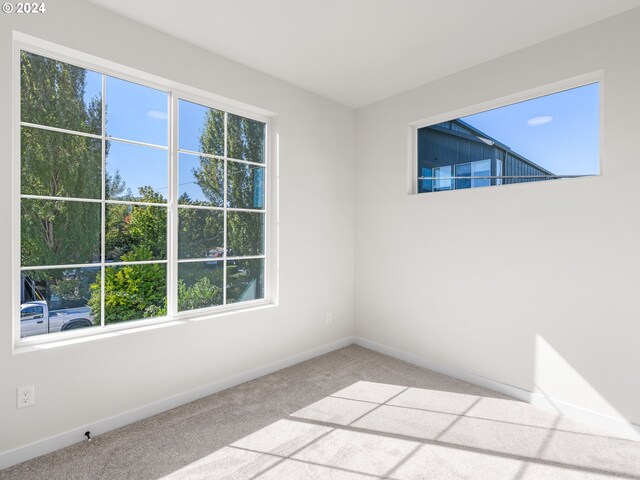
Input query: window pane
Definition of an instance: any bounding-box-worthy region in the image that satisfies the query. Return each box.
[455,163,471,190]
[21,126,102,199]
[179,99,224,156]
[105,204,167,262]
[227,259,264,304]
[433,166,453,191]
[227,211,264,257]
[228,113,265,163]
[178,208,224,259]
[178,152,224,206]
[178,261,223,312]
[102,263,167,324]
[106,140,168,203]
[106,76,168,146]
[472,159,491,188]
[227,161,265,209]
[19,268,100,338]
[21,199,100,267]
[419,167,433,193]
[417,83,600,194]
[19,52,270,335]
[21,51,102,135]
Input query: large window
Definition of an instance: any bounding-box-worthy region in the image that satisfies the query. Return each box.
[417,82,600,194]
[17,48,268,341]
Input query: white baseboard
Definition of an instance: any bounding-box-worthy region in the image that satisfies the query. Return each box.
[0,336,356,471]
[353,336,640,441]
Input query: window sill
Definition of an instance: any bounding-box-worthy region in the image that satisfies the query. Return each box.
[13,300,276,354]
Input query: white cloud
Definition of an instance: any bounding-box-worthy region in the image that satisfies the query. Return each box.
[527,115,553,126]
[147,110,168,120]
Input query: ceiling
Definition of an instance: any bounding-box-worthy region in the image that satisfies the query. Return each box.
[86,0,640,108]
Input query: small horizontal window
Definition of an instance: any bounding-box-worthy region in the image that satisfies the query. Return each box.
[417,82,600,193]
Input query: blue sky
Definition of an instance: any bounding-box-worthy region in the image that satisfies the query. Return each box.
[86,76,222,200]
[106,76,169,146]
[106,141,168,200]
[102,76,169,199]
[178,99,224,154]
[461,83,600,176]
[83,69,102,113]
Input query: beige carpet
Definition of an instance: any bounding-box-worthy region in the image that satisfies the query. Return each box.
[2,345,639,479]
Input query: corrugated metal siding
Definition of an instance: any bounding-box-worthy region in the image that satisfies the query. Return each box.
[503,152,549,185]
[418,124,552,191]
[418,128,495,168]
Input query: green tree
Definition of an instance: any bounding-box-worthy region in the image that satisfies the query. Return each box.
[89,246,167,324]
[178,276,222,311]
[92,186,168,321]
[193,112,266,301]
[128,187,167,257]
[105,186,167,262]
[177,200,223,259]
[20,52,103,270]
[193,108,225,205]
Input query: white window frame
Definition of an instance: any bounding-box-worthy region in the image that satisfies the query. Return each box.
[408,71,604,195]
[12,33,277,350]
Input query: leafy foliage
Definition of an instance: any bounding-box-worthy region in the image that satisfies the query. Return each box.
[227,161,265,209]
[227,113,265,163]
[226,259,263,304]
[178,276,222,311]
[177,262,223,311]
[198,108,225,157]
[88,246,167,324]
[20,52,103,269]
[227,211,264,256]
[192,156,225,206]
[178,207,224,259]
[127,188,167,258]
[20,51,102,134]
[194,111,266,301]
[105,187,167,262]
[21,199,101,267]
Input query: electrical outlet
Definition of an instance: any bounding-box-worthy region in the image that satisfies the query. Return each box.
[17,385,35,408]
[326,313,333,325]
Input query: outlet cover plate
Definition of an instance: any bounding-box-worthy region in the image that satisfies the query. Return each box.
[17,385,35,408]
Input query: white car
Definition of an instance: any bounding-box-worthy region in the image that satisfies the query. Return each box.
[20,301,95,338]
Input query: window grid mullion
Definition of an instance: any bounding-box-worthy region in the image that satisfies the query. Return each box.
[177,255,265,264]
[262,123,268,302]
[106,135,168,151]
[175,204,264,213]
[20,121,103,140]
[177,147,265,168]
[223,111,228,306]
[168,92,179,316]
[16,46,270,344]
[21,262,102,271]
[100,73,106,329]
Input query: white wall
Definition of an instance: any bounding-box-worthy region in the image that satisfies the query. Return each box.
[3,0,640,464]
[355,8,640,427]
[0,0,355,455]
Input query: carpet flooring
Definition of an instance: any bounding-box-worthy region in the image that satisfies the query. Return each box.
[1,345,639,479]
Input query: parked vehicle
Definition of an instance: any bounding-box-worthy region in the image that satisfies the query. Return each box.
[20,301,95,338]
[20,273,95,338]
